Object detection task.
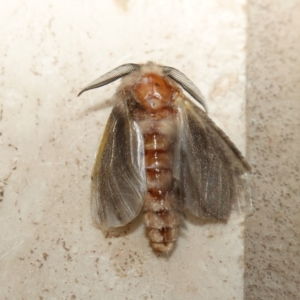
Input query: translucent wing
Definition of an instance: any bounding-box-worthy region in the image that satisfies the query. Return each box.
[181,98,252,220]
[91,99,147,229]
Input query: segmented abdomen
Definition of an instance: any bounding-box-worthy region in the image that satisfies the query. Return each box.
[138,116,180,253]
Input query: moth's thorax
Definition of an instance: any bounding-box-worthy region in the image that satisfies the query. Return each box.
[131,73,178,111]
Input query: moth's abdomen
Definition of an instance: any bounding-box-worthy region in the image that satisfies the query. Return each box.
[142,131,180,253]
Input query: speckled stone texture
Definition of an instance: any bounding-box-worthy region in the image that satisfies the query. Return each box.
[245,0,300,299]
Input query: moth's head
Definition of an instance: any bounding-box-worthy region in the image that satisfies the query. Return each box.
[78,61,207,112]
[131,72,177,111]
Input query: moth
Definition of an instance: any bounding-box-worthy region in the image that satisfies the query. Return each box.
[78,62,251,254]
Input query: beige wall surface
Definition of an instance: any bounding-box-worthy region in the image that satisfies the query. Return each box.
[245,0,300,299]
[0,1,248,300]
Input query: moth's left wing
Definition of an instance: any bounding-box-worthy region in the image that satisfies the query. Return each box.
[180,98,252,220]
[91,100,147,229]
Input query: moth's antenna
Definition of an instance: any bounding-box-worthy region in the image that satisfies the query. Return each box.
[162,66,208,112]
[78,63,140,96]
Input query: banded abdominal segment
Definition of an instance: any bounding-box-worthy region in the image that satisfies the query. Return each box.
[145,129,180,253]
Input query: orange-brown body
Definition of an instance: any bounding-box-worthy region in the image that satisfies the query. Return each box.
[129,73,181,253]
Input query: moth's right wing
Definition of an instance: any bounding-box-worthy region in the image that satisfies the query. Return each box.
[180,98,252,220]
[91,100,147,229]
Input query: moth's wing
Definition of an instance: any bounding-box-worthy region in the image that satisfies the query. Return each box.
[91,100,147,229]
[180,98,252,220]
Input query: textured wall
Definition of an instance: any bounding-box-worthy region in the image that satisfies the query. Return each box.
[0,1,248,299]
[245,0,300,299]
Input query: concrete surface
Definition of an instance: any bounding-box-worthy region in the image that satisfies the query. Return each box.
[245,0,300,299]
[1,1,248,299]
